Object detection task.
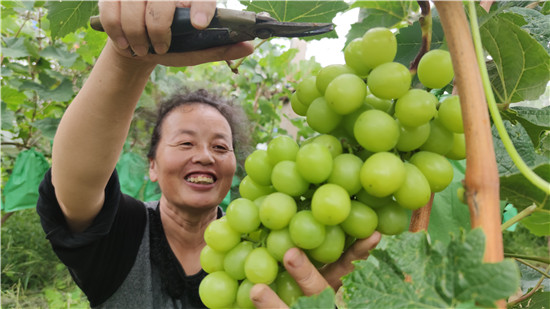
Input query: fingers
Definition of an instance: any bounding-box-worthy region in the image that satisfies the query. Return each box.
[250,284,288,309]
[120,1,149,56]
[98,1,128,50]
[150,41,254,67]
[189,0,217,29]
[283,247,330,296]
[321,231,381,289]
[145,1,176,54]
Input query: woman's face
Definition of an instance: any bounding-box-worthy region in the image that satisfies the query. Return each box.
[149,103,236,210]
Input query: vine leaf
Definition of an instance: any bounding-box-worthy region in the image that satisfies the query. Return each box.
[478,7,550,104]
[291,288,335,309]
[502,105,550,148]
[341,229,520,308]
[45,1,99,39]
[346,1,419,47]
[521,211,550,236]
[240,0,348,40]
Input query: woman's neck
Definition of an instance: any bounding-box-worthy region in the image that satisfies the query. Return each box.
[158,197,218,274]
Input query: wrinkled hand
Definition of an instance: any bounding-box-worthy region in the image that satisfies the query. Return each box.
[98,0,253,67]
[250,231,382,308]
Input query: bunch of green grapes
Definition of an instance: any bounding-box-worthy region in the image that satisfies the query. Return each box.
[198,27,464,309]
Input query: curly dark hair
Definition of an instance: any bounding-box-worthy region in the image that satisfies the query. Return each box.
[147,89,252,166]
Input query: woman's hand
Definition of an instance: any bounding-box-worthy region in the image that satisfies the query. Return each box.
[98,0,254,67]
[250,231,382,308]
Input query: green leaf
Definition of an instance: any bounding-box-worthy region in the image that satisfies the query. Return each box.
[479,10,550,104]
[492,120,539,176]
[500,163,550,210]
[428,160,472,245]
[503,7,550,54]
[291,287,335,309]
[502,105,550,148]
[45,0,99,39]
[1,101,16,130]
[241,0,348,40]
[394,15,446,69]
[77,25,107,64]
[511,290,550,309]
[1,86,28,109]
[521,210,550,236]
[342,229,521,309]
[20,79,74,102]
[39,45,79,67]
[346,1,419,46]
[31,117,60,140]
[1,37,30,58]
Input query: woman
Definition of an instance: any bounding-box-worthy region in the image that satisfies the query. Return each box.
[37,1,381,308]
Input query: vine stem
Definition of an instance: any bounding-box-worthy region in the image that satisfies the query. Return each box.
[507,265,549,308]
[467,1,550,195]
[504,253,550,265]
[501,205,537,231]
[514,258,550,278]
[433,1,503,264]
[409,193,434,232]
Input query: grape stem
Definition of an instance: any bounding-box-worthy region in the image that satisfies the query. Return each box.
[409,193,434,232]
[504,253,550,265]
[467,1,550,195]
[506,265,549,308]
[500,205,537,231]
[409,1,432,75]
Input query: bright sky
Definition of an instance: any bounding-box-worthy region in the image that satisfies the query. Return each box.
[225,0,360,66]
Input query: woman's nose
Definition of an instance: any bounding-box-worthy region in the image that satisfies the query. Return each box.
[192,145,215,165]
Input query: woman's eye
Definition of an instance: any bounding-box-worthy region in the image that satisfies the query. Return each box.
[179,142,193,147]
[213,145,229,152]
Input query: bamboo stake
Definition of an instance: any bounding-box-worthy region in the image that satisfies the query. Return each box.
[433,1,503,266]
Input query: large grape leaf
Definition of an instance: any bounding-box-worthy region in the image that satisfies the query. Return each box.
[342,229,520,309]
[345,1,419,46]
[502,105,550,148]
[479,8,550,104]
[45,1,99,39]
[240,0,348,40]
[521,210,550,236]
[492,120,550,210]
[291,288,335,309]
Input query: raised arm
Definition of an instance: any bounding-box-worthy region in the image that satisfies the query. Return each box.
[51,0,253,232]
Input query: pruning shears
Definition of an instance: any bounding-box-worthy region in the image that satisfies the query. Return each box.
[89,7,334,53]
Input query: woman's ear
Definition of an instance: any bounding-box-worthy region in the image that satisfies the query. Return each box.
[149,158,158,182]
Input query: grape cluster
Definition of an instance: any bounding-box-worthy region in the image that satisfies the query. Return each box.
[198,27,465,308]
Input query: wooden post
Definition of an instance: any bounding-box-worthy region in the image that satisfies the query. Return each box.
[433,2,503,266]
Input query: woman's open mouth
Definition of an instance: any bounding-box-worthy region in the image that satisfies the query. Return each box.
[185,173,216,184]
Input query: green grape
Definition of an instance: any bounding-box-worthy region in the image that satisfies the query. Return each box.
[199,271,238,309]
[316,64,356,94]
[364,94,393,114]
[361,27,397,68]
[307,225,346,264]
[393,163,432,210]
[245,226,269,243]
[245,149,273,186]
[395,120,431,152]
[266,228,295,262]
[340,200,378,238]
[410,151,454,192]
[394,89,438,127]
[417,49,454,89]
[259,192,297,230]
[223,241,254,280]
[325,73,367,115]
[355,189,394,209]
[311,183,351,225]
[438,95,463,133]
[354,109,400,152]
[311,134,343,158]
[244,247,278,284]
[344,38,371,76]
[200,245,226,274]
[457,186,467,204]
[226,198,261,233]
[375,201,409,235]
[276,271,304,307]
[290,91,309,116]
[306,97,343,134]
[367,62,411,100]
[328,153,363,196]
[204,217,241,252]
[239,175,275,201]
[296,76,321,106]
[296,143,333,184]
[289,210,326,249]
[342,103,372,137]
[420,118,455,155]
[271,160,310,197]
[236,279,255,309]
[446,133,466,160]
[267,135,299,165]
[360,152,406,197]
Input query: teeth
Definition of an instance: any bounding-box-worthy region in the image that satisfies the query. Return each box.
[187,175,214,184]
